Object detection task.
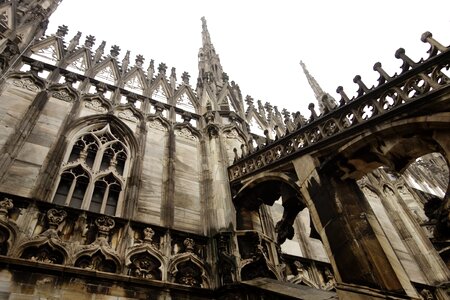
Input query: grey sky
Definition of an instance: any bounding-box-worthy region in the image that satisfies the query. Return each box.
[47,0,450,116]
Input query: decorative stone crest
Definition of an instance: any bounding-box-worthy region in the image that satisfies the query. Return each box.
[95,216,115,238]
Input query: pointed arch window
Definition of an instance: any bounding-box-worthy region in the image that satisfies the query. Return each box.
[53,124,130,216]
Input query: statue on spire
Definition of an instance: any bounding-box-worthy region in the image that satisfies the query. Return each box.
[201,16,207,31]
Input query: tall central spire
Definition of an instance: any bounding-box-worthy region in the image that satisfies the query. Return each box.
[198,17,224,87]
[300,60,326,102]
[201,17,212,47]
[300,60,337,114]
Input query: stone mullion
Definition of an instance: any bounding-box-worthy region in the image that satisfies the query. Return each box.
[160,126,175,228]
[199,136,211,235]
[0,89,49,183]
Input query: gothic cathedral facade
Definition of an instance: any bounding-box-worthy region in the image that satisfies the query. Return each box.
[0,1,448,299]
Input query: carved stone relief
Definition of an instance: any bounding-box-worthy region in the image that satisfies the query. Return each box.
[174,127,198,141]
[147,119,167,131]
[118,109,138,122]
[12,78,40,92]
[84,99,108,113]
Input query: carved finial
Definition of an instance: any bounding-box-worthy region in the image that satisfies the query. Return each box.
[201,16,207,30]
[421,31,447,58]
[94,41,105,63]
[0,198,13,220]
[293,111,306,127]
[264,102,273,113]
[264,129,271,144]
[147,59,155,79]
[67,31,81,52]
[353,75,370,97]
[184,238,195,253]
[245,95,254,106]
[122,50,130,73]
[308,103,318,120]
[110,45,121,58]
[181,71,190,84]
[282,108,292,125]
[222,72,229,82]
[47,208,67,229]
[55,25,68,37]
[170,67,176,90]
[336,86,350,105]
[158,62,167,75]
[135,54,144,68]
[373,62,392,85]
[395,48,418,73]
[84,35,96,48]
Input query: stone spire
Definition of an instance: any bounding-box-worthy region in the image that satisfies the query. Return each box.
[0,0,62,72]
[198,17,225,87]
[300,60,337,114]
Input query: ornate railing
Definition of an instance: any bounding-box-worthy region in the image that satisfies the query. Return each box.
[229,32,450,182]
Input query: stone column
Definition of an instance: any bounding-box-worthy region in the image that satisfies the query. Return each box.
[293,155,419,299]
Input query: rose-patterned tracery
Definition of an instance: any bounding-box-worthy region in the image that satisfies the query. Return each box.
[53,124,130,216]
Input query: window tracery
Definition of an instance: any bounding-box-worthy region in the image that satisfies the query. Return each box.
[53,124,130,216]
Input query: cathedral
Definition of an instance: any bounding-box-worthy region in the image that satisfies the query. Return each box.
[0,0,448,299]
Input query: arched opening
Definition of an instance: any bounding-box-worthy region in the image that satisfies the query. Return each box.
[232,176,331,283]
[51,122,132,217]
[333,122,450,288]
[21,244,65,265]
[174,261,203,287]
[75,250,117,273]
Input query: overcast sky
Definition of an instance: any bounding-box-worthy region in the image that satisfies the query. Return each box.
[46,0,450,116]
